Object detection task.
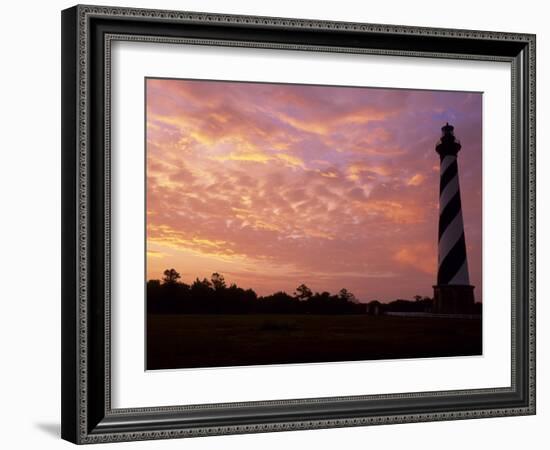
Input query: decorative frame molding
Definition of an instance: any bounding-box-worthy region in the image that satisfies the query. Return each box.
[61,4,536,444]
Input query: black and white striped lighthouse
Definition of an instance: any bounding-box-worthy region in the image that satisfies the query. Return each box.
[433,123,475,314]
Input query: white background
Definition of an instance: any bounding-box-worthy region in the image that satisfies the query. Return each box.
[113,42,511,408]
[0,0,546,449]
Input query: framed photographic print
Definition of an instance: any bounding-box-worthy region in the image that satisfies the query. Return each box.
[61,4,536,444]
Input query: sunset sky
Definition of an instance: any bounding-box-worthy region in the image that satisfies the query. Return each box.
[146,78,482,303]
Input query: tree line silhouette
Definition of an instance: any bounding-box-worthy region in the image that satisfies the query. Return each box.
[147,268,446,315]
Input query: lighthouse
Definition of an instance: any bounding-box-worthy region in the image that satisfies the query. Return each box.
[433,123,475,314]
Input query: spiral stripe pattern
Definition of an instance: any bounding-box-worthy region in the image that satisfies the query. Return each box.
[437,155,470,285]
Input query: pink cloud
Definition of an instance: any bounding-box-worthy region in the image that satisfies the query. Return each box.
[146,79,482,302]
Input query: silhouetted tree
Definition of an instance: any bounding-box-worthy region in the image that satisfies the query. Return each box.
[294,284,313,301]
[148,279,161,289]
[148,268,447,316]
[191,278,212,300]
[339,288,356,303]
[192,277,212,289]
[211,272,226,291]
[163,268,181,285]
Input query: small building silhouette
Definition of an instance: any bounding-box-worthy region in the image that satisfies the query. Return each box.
[366,300,383,316]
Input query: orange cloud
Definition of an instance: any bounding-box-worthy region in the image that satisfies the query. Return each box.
[347,161,392,180]
[275,153,305,168]
[148,224,237,259]
[211,152,272,164]
[407,173,426,186]
[393,243,436,275]
[356,200,425,224]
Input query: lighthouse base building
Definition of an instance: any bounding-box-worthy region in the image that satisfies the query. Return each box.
[433,285,475,314]
[433,123,475,314]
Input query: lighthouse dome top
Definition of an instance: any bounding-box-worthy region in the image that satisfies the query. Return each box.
[442,122,454,134]
[436,122,461,157]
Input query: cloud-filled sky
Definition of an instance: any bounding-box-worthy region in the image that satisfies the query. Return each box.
[146,78,482,302]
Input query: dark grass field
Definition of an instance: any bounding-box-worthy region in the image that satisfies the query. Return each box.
[146,314,482,370]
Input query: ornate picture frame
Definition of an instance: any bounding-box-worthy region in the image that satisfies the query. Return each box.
[61,5,535,444]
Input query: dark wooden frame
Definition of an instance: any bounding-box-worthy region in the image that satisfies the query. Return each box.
[61,4,536,444]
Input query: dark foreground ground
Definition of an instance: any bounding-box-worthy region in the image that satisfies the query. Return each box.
[146,314,482,370]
